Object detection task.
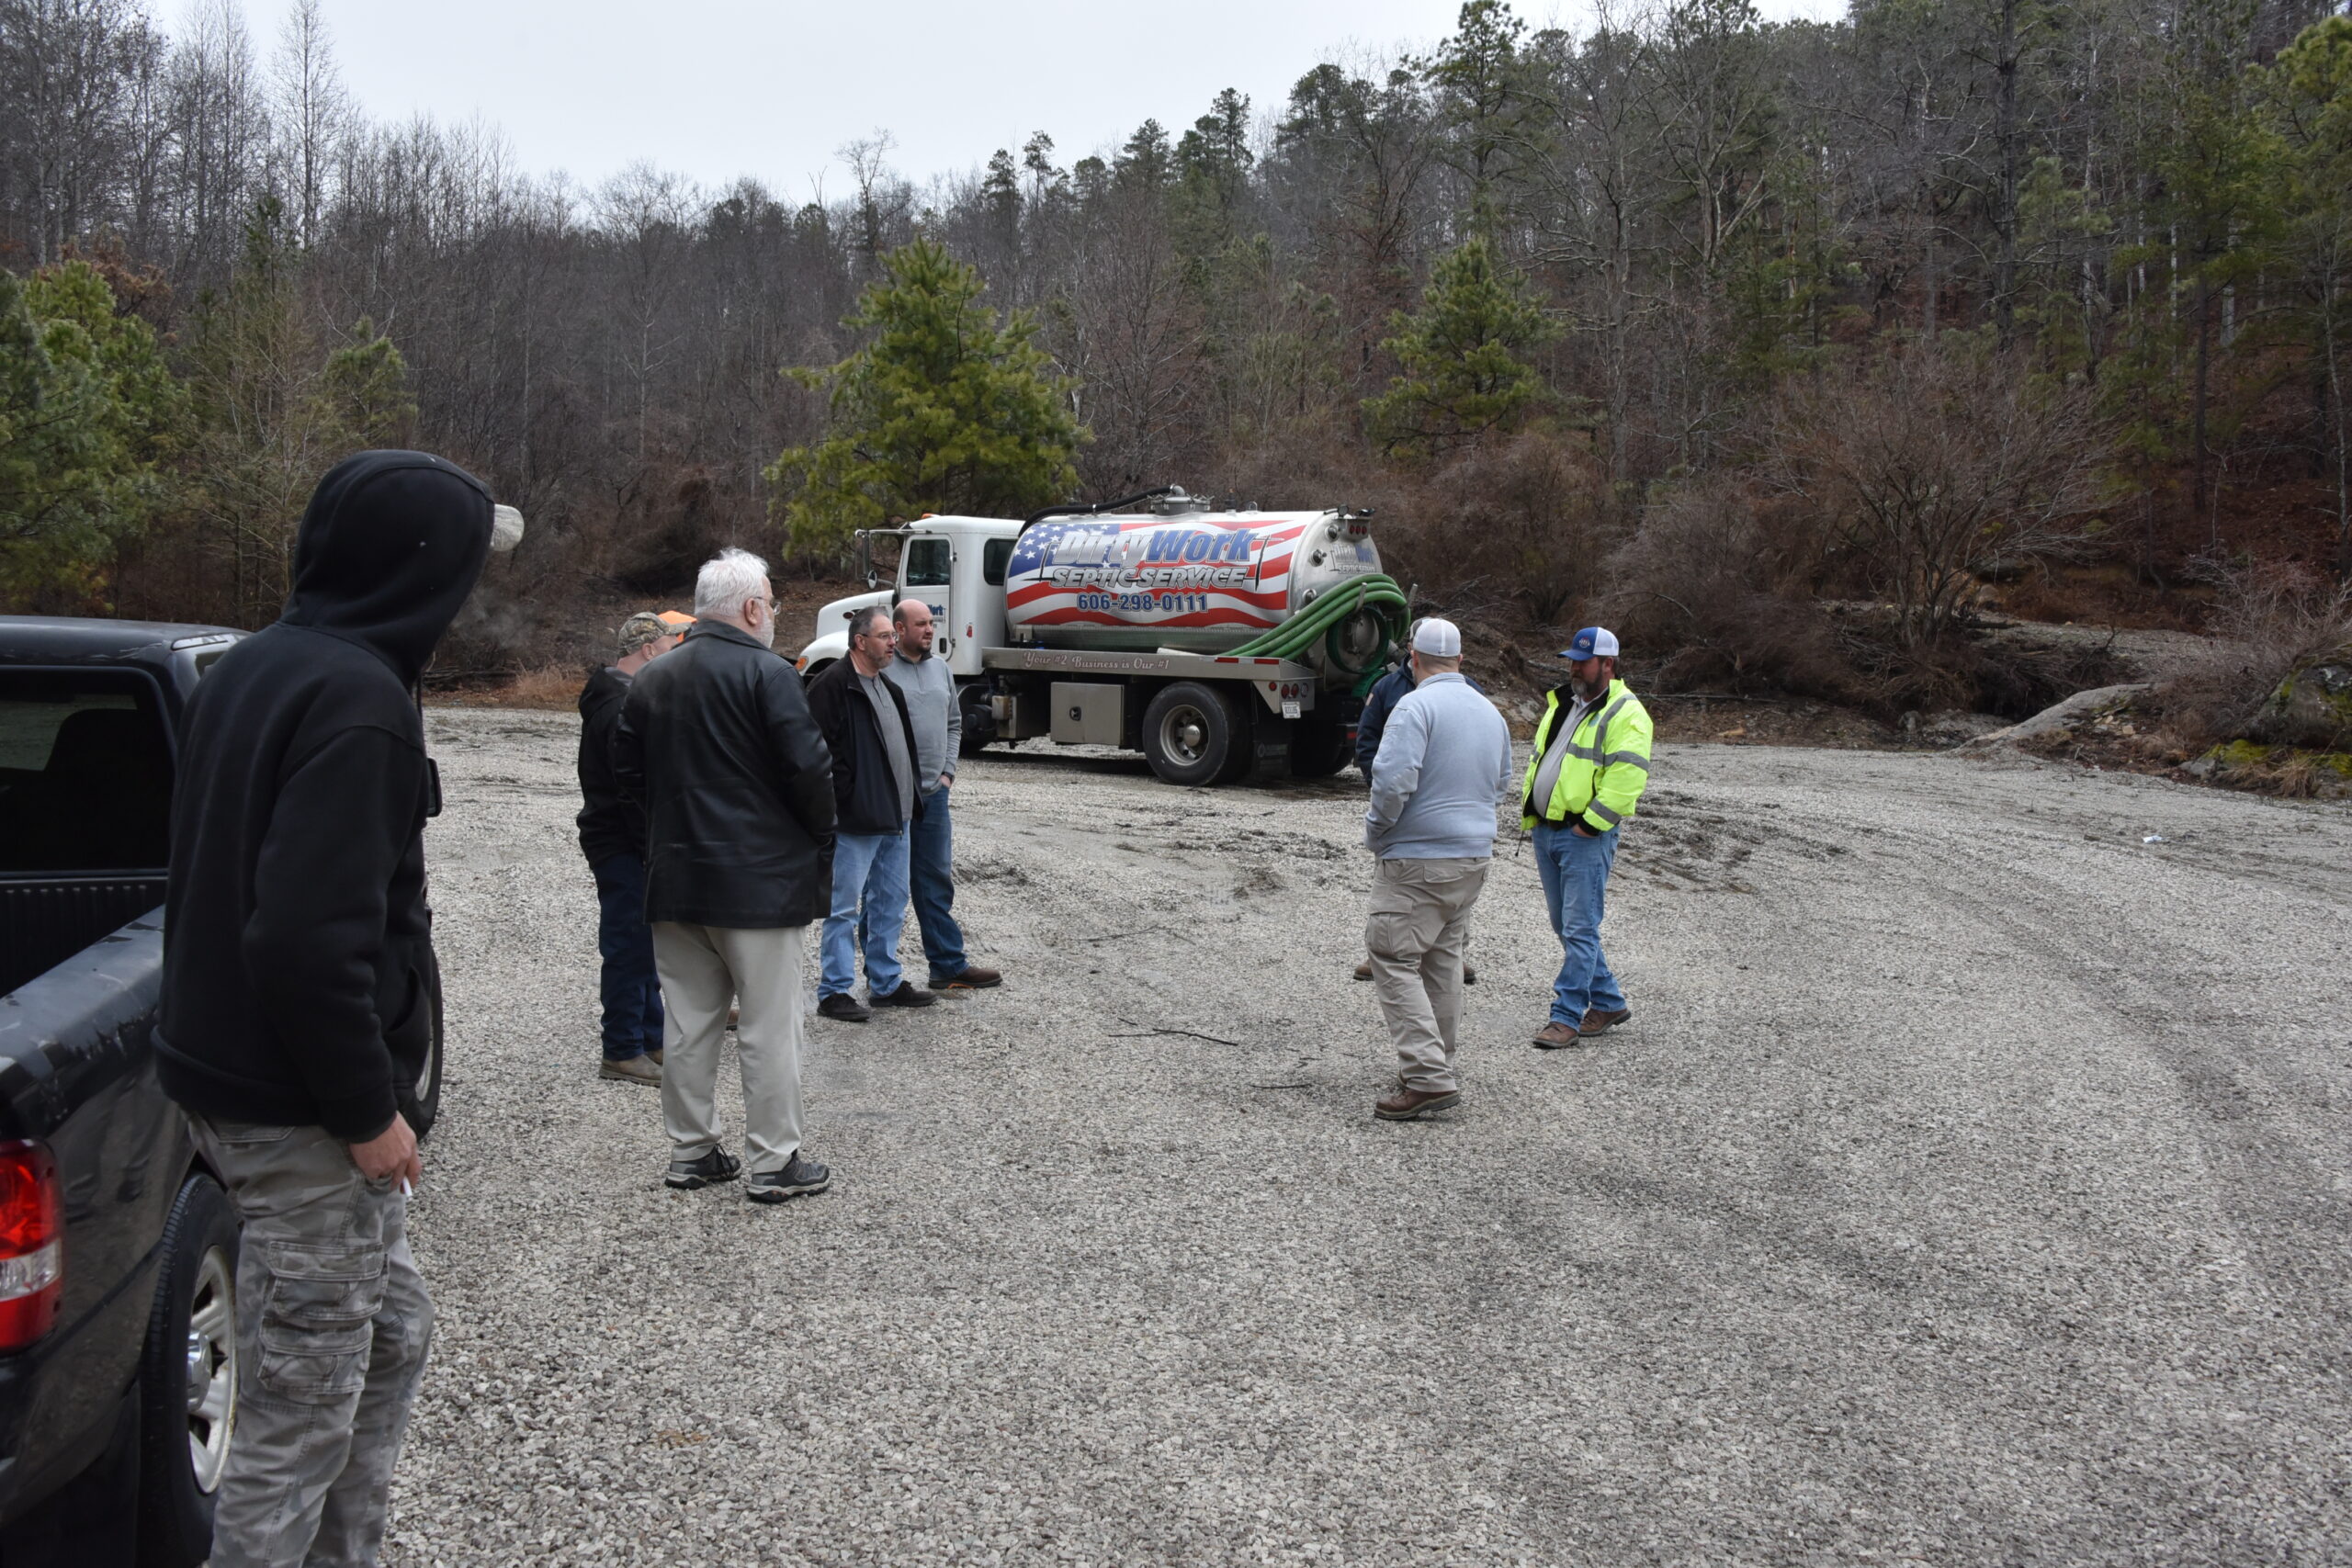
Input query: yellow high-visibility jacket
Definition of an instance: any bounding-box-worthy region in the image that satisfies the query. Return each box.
[1520,677,1654,832]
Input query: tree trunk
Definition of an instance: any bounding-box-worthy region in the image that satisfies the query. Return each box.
[1993,0,2020,346]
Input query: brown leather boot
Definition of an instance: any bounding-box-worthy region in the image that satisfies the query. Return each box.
[1531,1021,1581,1050]
[1352,958,1374,981]
[931,965,1001,991]
[1374,1085,1462,1120]
[1578,1007,1633,1037]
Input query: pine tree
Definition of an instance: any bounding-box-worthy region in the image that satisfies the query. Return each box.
[0,262,186,604]
[767,240,1084,557]
[1363,235,1559,458]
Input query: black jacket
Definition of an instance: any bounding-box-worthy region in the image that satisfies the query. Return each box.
[576,665,642,865]
[806,655,924,836]
[157,450,492,1143]
[612,621,836,928]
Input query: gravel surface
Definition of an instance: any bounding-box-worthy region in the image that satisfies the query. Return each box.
[391,710,2352,1567]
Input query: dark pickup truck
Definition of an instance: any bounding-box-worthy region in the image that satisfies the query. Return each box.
[0,616,243,1566]
[0,613,462,1568]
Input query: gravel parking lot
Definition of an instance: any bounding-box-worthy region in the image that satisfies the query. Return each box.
[390,709,2352,1567]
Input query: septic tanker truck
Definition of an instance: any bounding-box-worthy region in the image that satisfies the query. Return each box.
[793,487,1408,786]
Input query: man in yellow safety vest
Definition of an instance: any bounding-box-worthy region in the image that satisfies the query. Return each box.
[1520,626,1653,1049]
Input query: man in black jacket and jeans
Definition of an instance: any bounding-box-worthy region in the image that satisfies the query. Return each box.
[806,604,933,1021]
[613,548,838,1201]
[577,609,687,1086]
[157,450,499,1568]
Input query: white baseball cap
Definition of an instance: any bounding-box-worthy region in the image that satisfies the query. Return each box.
[1411,618,1462,657]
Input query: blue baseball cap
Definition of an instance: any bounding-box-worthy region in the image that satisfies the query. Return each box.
[1560,626,1620,660]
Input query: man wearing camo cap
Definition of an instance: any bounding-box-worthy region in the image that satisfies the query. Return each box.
[576,609,688,1084]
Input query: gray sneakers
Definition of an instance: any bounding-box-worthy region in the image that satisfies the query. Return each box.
[664,1148,741,1190]
[746,1153,831,1202]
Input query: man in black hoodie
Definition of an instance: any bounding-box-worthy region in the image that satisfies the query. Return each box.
[577,609,687,1086]
[158,450,494,1568]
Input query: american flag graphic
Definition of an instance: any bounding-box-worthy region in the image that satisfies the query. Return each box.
[1004,518,1317,633]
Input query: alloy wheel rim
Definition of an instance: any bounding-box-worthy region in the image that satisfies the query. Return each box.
[184,1246,236,1493]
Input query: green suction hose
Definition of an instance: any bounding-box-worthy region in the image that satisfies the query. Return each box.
[1226,571,1410,694]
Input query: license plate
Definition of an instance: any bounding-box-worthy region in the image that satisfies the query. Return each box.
[1282,699,1301,719]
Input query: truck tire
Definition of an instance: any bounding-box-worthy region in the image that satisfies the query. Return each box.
[396,945,444,1141]
[957,682,996,756]
[1290,718,1351,778]
[1142,682,1244,786]
[136,1173,239,1568]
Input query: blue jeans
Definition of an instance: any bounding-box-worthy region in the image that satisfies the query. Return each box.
[592,853,662,1061]
[906,785,967,978]
[822,829,910,998]
[1533,821,1627,1027]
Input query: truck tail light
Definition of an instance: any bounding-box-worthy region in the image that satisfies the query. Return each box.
[0,1142,62,1352]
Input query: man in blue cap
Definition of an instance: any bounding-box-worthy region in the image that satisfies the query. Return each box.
[1520,626,1653,1049]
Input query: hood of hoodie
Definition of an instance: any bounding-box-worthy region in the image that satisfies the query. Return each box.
[279,450,495,684]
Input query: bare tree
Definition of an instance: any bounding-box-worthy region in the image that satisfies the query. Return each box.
[1773,341,2106,648]
[268,0,345,246]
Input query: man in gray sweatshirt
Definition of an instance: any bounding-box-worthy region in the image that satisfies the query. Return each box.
[1363,617,1519,1121]
[883,597,1001,990]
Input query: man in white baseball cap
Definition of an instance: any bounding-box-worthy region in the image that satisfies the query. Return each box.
[1361,616,1519,1121]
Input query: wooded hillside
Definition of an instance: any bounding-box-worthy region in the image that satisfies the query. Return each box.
[4,0,2348,711]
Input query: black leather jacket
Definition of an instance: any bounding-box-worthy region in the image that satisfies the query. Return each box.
[612,622,836,928]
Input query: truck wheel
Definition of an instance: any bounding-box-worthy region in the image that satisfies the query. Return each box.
[1290,719,1351,778]
[397,946,445,1142]
[137,1173,239,1568]
[957,682,996,756]
[1142,682,1242,786]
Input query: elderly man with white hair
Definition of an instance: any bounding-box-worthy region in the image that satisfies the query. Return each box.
[1361,617,1518,1122]
[613,547,838,1201]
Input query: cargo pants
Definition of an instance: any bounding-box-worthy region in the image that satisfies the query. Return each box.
[190,1117,434,1568]
[1365,856,1490,1093]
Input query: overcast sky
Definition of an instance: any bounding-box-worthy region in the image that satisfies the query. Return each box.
[283,0,1846,200]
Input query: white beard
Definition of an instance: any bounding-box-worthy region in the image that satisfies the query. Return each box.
[751,615,776,649]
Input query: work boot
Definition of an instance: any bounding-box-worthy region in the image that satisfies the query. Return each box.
[1463,961,1478,985]
[664,1147,741,1190]
[746,1153,831,1203]
[648,1049,664,1066]
[1578,1007,1633,1037]
[818,992,872,1022]
[929,965,1001,991]
[871,981,935,1009]
[1531,1021,1581,1050]
[1374,1085,1462,1121]
[599,1053,662,1086]
[1353,958,1374,981]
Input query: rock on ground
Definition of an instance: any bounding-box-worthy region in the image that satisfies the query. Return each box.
[390,709,2352,1567]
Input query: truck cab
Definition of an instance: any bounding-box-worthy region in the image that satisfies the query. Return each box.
[793,515,1021,682]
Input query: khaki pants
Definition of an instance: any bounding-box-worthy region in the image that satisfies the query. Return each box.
[651,921,808,1174]
[1365,857,1490,1093]
[190,1117,432,1568]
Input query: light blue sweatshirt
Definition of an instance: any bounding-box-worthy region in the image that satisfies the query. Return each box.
[1364,671,1517,860]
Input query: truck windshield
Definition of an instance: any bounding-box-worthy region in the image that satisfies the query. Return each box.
[0,672,172,873]
[904,537,951,588]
